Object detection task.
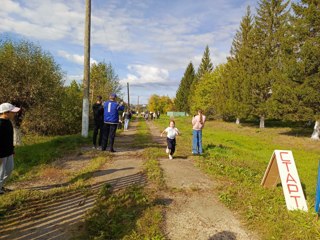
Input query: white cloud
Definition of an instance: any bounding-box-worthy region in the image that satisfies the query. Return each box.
[0,0,84,41]
[121,64,169,85]
[58,50,97,65]
[64,74,83,85]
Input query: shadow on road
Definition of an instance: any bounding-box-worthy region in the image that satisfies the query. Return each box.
[208,231,237,240]
[0,172,147,240]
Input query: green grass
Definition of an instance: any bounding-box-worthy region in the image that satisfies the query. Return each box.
[77,118,165,239]
[0,131,112,219]
[13,133,92,181]
[0,153,110,219]
[135,118,165,188]
[79,185,165,240]
[153,116,320,240]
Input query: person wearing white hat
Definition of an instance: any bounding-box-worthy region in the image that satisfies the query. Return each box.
[0,103,20,194]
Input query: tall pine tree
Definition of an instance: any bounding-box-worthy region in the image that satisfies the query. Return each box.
[247,0,290,128]
[291,1,320,139]
[175,62,195,113]
[195,45,214,81]
[189,45,214,114]
[226,6,254,124]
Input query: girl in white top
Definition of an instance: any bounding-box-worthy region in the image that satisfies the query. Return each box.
[161,120,180,159]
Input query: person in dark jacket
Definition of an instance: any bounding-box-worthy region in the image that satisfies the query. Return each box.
[101,93,125,152]
[0,103,20,194]
[92,96,104,149]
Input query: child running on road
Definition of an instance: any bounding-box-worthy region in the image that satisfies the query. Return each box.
[161,120,180,159]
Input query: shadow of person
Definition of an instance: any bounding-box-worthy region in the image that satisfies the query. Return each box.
[208,231,237,240]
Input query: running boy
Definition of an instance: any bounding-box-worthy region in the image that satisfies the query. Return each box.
[0,103,20,194]
[161,120,180,159]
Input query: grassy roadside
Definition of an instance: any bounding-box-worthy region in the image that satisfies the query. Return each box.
[153,116,320,240]
[0,132,112,219]
[12,133,92,181]
[77,118,166,240]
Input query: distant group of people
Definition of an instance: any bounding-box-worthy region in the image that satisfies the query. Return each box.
[144,111,160,121]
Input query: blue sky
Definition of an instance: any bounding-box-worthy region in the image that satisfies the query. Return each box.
[0,0,258,104]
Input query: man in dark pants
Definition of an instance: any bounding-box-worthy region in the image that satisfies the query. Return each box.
[92,96,104,149]
[101,93,125,152]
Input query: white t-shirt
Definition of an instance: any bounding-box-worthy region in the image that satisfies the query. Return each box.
[165,127,179,139]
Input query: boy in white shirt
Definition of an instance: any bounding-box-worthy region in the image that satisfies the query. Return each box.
[161,120,180,159]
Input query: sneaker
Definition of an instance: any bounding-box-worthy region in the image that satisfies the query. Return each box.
[97,146,102,150]
[92,146,97,149]
[0,190,4,195]
[169,154,173,160]
[110,149,116,153]
[166,148,169,154]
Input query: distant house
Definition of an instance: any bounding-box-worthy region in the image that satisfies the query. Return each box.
[166,112,188,117]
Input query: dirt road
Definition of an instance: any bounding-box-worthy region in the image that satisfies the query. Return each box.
[147,121,258,240]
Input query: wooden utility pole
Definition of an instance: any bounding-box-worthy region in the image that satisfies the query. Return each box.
[81,0,91,137]
[127,82,130,110]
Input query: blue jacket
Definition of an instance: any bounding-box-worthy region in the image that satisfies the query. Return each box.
[103,100,125,124]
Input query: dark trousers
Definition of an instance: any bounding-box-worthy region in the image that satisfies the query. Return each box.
[101,123,118,151]
[167,138,176,155]
[93,121,103,147]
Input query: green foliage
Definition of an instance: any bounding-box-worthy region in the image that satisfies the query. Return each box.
[148,94,174,113]
[90,62,122,104]
[287,1,320,120]
[0,39,63,110]
[189,46,214,110]
[190,66,225,117]
[195,45,214,82]
[0,38,84,135]
[175,62,195,113]
[246,0,290,121]
[223,6,254,122]
[22,80,83,135]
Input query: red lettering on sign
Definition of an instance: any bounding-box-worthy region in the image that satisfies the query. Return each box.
[280,152,291,172]
[286,173,297,184]
[280,151,290,161]
[290,195,300,208]
[281,160,291,172]
[287,184,299,194]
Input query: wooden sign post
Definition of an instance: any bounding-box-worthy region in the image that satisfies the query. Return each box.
[261,150,308,212]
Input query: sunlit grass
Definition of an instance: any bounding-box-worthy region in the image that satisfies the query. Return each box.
[153,116,320,240]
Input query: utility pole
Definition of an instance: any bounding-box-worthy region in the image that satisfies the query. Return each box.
[137,96,139,113]
[127,82,130,110]
[81,0,91,137]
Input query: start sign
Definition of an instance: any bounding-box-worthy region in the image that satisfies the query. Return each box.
[261,150,308,212]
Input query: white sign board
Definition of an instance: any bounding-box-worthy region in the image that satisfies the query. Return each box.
[261,150,308,211]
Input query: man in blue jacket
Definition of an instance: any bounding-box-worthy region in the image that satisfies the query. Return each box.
[101,93,125,152]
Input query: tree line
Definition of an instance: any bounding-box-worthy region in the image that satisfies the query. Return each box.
[174,0,320,139]
[0,39,121,137]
